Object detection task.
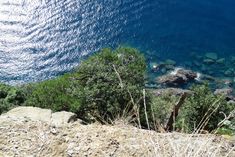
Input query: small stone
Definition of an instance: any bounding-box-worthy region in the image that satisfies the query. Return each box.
[205,52,218,60]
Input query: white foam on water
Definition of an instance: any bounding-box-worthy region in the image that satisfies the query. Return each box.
[170,67,182,75]
[195,72,201,81]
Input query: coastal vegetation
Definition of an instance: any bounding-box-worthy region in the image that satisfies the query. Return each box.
[0,46,234,135]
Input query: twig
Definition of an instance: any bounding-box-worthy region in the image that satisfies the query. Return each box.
[143,89,150,130]
[165,93,187,132]
[112,64,123,88]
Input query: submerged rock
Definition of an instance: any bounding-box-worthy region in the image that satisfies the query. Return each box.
[205,52,218,60]
[216,58,225,64]
[224,69,234,77]
[165,59,176,65]
[203,59,215,64]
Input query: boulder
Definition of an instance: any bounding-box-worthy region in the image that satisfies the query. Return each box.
[157,74,186,87]
[1,106,79,127]
[157,68,197,87]
[177,69,197,80]
[3,106,52,123]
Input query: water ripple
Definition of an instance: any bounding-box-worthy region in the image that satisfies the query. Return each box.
[1,0,235,84]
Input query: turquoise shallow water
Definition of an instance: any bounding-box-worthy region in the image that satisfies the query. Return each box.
[0,0,235,84]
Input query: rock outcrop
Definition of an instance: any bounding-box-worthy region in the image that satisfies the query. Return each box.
[157,68,198,87]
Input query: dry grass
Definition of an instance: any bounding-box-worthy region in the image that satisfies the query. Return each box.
[0,116,234,157]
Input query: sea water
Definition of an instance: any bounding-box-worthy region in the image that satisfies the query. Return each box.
[0,0,235,84]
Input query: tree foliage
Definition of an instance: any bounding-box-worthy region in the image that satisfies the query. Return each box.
[0,83,25,114]
[25,74,81,112]
[73,47,146,121]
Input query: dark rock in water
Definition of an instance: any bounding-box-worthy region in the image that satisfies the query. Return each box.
[214,88,234,101]
[157,75,186,87]
[151,88,192,96]
[177,69,197,80]
[156,68,197,87]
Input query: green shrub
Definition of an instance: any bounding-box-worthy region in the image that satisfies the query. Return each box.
[176,84,234,133]
[72,47,147,122]
[0,83,25,114]
[25,74,81,112]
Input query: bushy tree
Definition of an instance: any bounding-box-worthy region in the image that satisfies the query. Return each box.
[72,47,147,121]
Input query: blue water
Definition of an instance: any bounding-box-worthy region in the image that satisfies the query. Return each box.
[1,0,235,84]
